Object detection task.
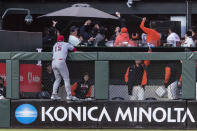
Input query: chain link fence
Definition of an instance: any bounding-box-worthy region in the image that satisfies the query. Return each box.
[19,60,95,100]
[18,60,184,101]
[109,60,182,101]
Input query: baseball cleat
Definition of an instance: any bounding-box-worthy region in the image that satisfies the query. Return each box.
[51,94,61,100]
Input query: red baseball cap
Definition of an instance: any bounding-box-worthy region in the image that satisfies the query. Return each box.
[121,27,128,33]
[57,35,64,42]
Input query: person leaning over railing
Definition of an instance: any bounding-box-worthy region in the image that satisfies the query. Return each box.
[0,77,6,99]
[80,20,94,46]
[51,35,77,101]
[68,26,82,47]
[140,17,161,47]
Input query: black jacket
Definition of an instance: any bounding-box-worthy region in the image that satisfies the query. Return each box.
[72,80,92,99]
[80,25,92,41]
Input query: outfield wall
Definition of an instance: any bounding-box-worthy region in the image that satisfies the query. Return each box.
[0,100,10,128]
[2,100,197,129]
[6,100,197,129]
[0,51,197,129]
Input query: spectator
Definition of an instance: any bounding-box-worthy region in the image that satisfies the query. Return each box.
[141,33,147,45]
[43,21,60,51]
[91,23,100,37]
[191,28,197,46]
[110,26,120,41]
[93,27,106,47]
[164,28,180,47]
[68,26,81,46]
[80,20,94,46]
[132,33,139,40]
[140,17,161,47]
[124,56,150,100]
[164,63,178,100]
[41,63,55,97]
[71,72,92,99]
[132,33,140,46]
[115,12,127,28]
[0,77,6,99]
[114,27,136,47]
[181,31,195,47]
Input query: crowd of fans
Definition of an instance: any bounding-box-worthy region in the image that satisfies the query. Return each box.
[43,12,197,49]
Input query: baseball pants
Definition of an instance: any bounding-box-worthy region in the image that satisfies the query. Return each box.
[52,60,71,97]
[167,81,178,100]
[129,86,145,100]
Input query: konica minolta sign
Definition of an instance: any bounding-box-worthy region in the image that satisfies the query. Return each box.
[10,100,197,129]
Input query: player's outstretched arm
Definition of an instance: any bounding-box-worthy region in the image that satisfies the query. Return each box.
[72,48,77,52]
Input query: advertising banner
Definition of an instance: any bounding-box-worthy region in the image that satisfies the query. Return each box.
[0,63,42,93]
[0,63,6,86]
[19,64,42,92]
[10,100,194,129]
[186,101,197,129]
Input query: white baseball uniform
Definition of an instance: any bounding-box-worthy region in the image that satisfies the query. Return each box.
[52,41,74,98]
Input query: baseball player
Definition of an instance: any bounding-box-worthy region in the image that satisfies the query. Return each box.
[125,60,150,100]
[124,49,151,100]
[164,63,178,100]
[51,35,77,100]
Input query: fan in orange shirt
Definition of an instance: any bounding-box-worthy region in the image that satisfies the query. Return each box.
[140,17,161,47]
[114,27,136,47]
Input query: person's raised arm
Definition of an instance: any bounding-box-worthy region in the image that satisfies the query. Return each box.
[116,12,126,28]
[68,43,77,52]
[140,17,151,34]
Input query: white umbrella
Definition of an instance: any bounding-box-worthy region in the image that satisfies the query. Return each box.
[38,4,118,20]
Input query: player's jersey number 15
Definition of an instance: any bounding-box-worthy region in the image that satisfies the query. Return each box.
[55,45,62,52]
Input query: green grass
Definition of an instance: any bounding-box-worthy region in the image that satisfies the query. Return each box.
[0,129,197,131]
